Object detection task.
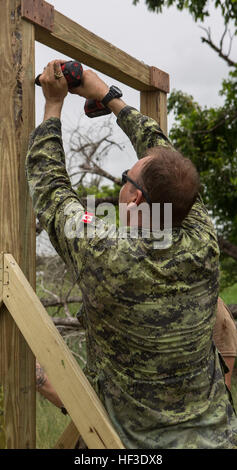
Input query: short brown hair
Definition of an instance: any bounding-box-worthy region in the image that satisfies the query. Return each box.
[140,146,200,227]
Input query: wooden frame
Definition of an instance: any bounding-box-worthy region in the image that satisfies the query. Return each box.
[0,0,169,449]
[0,0,36,448]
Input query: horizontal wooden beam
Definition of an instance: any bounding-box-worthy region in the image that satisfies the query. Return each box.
[33,8,169,92]
[3,254,124,449]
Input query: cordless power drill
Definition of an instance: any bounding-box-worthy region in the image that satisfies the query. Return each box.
[35,60,112,118]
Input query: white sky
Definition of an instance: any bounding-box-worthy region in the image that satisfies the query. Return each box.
[35,0,234,152]
[35,0,235,253]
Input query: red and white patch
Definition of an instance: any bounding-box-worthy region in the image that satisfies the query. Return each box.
[82,211,94,224]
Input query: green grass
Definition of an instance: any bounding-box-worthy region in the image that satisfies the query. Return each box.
[220,282,237,304]
[36,312,86,449]
[36,395,71,449]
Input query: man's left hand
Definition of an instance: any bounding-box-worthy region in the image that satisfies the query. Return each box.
[40,60,68,104]
[40,60,68,121]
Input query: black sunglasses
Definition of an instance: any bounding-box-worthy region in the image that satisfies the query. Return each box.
[122,169,151,205]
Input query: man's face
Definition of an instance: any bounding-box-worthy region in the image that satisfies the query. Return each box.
[119,156,151,204]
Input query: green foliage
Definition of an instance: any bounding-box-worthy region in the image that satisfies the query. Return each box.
[220,256,237,291]
[77,183,121,226]
[167,77,237,242]
[133,0,237,289]
[167,69,237,288]
[76,183,121,200]
[133,0,237,27]
[220,281,237,304]
[167,75,237,287]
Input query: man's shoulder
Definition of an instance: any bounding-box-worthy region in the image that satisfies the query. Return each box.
[182,194,216,237]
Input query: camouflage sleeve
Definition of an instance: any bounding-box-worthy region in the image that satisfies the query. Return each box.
[116,106,173,159]
[25,117,88,276]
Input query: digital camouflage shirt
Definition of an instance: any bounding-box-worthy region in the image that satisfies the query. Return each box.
[26,106,237,449]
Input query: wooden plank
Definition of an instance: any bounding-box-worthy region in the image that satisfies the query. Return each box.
[0,253,3,384]
[150,67,170,94]
[0,1,36,448]
[140,90,168,136]
[34,9,169,92]
[0,253,3,311]
[3,254,124,449]
[21,0,54,31]
[54,420,80,449]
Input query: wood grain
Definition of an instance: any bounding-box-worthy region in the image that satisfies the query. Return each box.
[35,10,169,92]
[3,254,124,449]
[140,90,168,136]
[54,420,80,449]
[0,1,36,448]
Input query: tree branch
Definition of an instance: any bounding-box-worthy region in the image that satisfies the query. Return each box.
[79,164,122,186]
[40,296,82,308]
[40,278,60,301]
[218,237,237,262]
[191,110,237,135]
[199,26,236,67]
[52,316,81,327]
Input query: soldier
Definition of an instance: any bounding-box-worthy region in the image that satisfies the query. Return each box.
[26,60,237,448]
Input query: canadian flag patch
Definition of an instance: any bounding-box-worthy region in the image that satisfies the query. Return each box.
[82,211,94,224]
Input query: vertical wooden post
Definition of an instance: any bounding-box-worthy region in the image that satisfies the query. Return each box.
[140,91,168,136]
[0,0,36,448]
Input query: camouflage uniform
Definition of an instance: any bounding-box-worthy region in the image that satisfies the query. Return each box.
[26,106,237,449]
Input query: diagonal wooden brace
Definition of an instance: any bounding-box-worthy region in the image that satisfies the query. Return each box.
[2,253,124,449]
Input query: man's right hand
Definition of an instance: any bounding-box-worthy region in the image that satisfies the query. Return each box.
[69,69,109,101]
[70,69,127,117]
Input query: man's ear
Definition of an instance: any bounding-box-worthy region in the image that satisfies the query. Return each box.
[134,189,143,206]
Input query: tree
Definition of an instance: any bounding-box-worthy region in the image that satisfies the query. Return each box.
[168,82,237,287]
[133,1,237,27]
[167,77,237,244]
[133,0,237,290]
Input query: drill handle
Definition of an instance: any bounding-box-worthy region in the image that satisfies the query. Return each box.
[34,61,83,88]
[35,61,110,118]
